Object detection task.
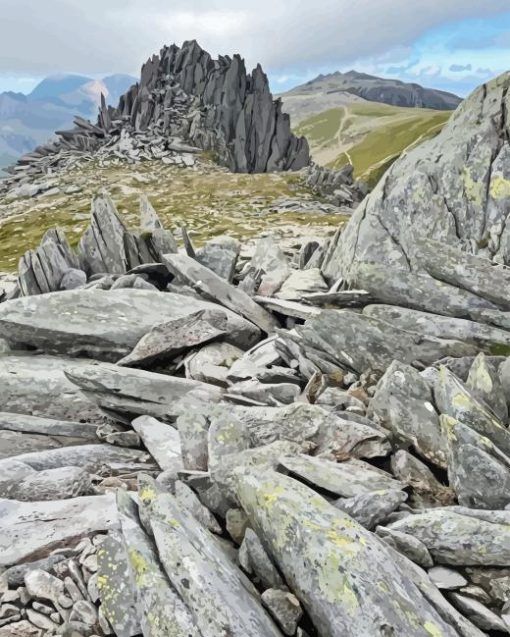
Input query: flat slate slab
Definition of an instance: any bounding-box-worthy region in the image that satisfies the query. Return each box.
[0,288,260,361]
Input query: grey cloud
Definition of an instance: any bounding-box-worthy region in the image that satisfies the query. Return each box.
[449,64,473,72]
[0,0,509,76]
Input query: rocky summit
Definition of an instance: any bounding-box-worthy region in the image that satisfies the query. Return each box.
[4,40,309,180]
[2,59,510,637]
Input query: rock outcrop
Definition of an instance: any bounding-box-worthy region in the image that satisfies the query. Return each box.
[6,40,309,179]
[323,72,510,319]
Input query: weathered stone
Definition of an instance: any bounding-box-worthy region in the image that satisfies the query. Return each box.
[249,236,291,296]
[388,508,510,566]
[376,526,434,568]
[185,341,244,386]
[4,556,67,588]
[239,528,286,590]
[435,366,510,456]
[466,352,508,421]
[196,236,240,282]
[225,508,249,544]
[0,494,117,567]
[163,253,278,333]
[442,415,510,509]
[0,355,103,422]
[140,476,282,637]
[24,570,64,607]
[175,480,221,533]
[368,360,446,467]
[65,362,223,423]
[261,589,303,636]
[0,467,93,501]
[96,531,140,637]
[236,469,481,637]
[334,489,408,530]
[428,567,468,590]
[116,490,199,637]
[390,449,454,507]
[449,593,509,633]
[117,309,228,367]
[0,288,259,361]
[0,620,42,636]
[298,310,477,375]
[69,601,97,627]
[226,379,300,405]
[279,454,402,497]
[275,268,328,301]
[0,413,98,441]
[130,416,181,471]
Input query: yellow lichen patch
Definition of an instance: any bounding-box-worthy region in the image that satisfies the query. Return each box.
[259,483,285,509]
[463,167,484,207]
[317,551,359,611]
[424,620,444,637]
[139,484,156,504]
[490,175,510,200]
[440,415,458,442]
[127,547,149,586]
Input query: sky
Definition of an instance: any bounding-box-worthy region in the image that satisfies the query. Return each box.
[0,0,509,97]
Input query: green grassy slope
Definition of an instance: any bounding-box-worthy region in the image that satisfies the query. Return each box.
[295,102,452,187]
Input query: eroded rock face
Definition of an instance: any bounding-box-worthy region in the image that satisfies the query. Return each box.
[324,72,510,319]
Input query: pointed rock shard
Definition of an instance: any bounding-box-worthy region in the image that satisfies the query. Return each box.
[139,476,282,637]
[66,362,224,422]
[117,309,228,367]
[434,366,510,456]
[131,416,182,471]
[116,490,200,637]
[196,235,240,282]
[388,508,510,566]
[235,469,479,637]
[441,415,510,510]
[466,352,508,421]
[0,494,117,568]
[298,310,477,375]
[96,531,141,637]
[278,454,402,497]
[333,489,408,530]
[0,355,104,422]
[79,193,130,275]
[139,194,178,259]
[0,288,259,361]
[368,360,447,468]
[163,253,279,333]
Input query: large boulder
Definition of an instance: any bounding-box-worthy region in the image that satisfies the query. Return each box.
[324,72,510,318]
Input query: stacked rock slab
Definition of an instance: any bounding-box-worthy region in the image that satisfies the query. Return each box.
[11,40,309,175]
[323,71,510,320]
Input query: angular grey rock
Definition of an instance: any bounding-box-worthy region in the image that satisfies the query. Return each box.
[140,475,282,637]
[324,73,510,316]
[249,236,290,297]
[196,235,240,282]
[0,494,117,567]
[466,352,508,422]
[298,310,477,375]
[261,589,303,636]
[0,355,104,422]
[117,309,227,367]
[236,468,481,637]
[18,228,80,297]
[364,304,510,353]
[390,449,454,507]
[225,507,249,544]
[449,593,509,633]
[116,490,199,637]
[69,600,97,626]
[0,443,151,472]
[65,361,223,422]
[279,455,402,497]
[163,253,278,333]
[253,296,322,321]
[0,466,93,501]
[59,268,87,291]
[130,416,181,470]
[434,366,510,456]
[376,526,434,568]
[275,268,328,301]
[176,410,209,471]
[388,508,510,566]
[441,415,510,509]
[174,480,221,534]
[226,379,300,406]
[0,288,259,361]
[239,528,286,590]
[185,341,245,386]
[368,360,446,467]
[139,194,178,260]
[4,555,67,587]
[334,489,408,530]
[428,567,468,591]
[24,569,64,606]
[0,412,98,441]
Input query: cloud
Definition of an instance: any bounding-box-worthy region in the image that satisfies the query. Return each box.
[449,64,473,72]
[0,0,509,77]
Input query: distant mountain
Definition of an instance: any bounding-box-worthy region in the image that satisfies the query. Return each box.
[278,70,459,187]
[0,73,136,172]
[282,71,461,123]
